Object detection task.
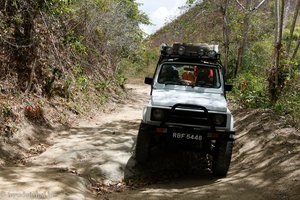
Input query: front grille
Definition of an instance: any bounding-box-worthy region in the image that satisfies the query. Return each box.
[151,108,227,127]
[168,109,210,126]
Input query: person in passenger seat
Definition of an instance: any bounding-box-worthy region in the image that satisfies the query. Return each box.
[195,68,214,86]
[182,71,195,84]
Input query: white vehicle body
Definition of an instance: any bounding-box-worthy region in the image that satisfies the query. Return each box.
[135,43,235,176]
[142,63,234,132]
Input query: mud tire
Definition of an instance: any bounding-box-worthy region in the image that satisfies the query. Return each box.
[212,141,233,177]
[135,123,151,164]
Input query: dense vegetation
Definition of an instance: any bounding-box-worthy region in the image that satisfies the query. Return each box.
[0,0,150,135]
[144,0,300,126]
[0,0,299,135]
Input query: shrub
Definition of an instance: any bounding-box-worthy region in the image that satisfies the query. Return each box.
[231,72,269,108]
[274,71,300,126]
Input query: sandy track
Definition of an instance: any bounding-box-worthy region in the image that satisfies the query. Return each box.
[0,84,299,200]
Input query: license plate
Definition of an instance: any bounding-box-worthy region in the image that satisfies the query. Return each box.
[172,132,202,141]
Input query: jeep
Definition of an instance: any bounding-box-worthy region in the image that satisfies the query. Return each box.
[135,43,235,176]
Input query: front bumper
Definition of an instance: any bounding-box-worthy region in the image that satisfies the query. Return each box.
[140,122,235,152]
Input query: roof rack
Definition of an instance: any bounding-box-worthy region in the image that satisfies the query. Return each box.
[159,43,220,62]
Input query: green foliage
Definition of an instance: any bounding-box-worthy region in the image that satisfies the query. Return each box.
[62,0,149,76]
[274,71,300,125]
[13,13,23,24]
[95,80,110,91]
[71,65,83,76]
[243,40,273,72]
[182,0,205,9]
[227,41,273,108]
[44,0,73,15]
[123,0,150,25]
[120,46,159,80]
[231,72,269,108]
[63,34,87,55]
[115,73,127,86]
[0,0,150,127]
[76,75,89,91]
[71,65,89,91]
[43,67,63,96]
[2,104,12,117]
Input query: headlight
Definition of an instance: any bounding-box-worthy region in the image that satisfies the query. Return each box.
[151,108,165,121]
[178,46,185,55]
[160,43,167,51]
[207,50,216,58]
[213,114,226,126]
[166,47,173,55]
[198,48,205,56]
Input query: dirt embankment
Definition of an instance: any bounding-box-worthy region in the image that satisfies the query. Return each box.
[0,84,299,200]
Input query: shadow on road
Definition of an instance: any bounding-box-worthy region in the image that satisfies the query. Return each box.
[124,150,218,189]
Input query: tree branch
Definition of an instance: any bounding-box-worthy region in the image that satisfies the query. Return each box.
[252,0,268,11]
[274,0,280,44]
[278,0,285,42]
[0,36,33,48]
[291,35,300,60]
[235,0,268,12]
[4,0,8,13]
[25,57,37,95]
[39,10,65,74]
[282,0,291,32]
[234,0,246,10]
[287,0,300,54]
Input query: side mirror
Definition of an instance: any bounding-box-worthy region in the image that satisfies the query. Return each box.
[224,84,233,91]
[144,77,153,85]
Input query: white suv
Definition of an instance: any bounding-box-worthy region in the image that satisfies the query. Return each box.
[136,43,235,176]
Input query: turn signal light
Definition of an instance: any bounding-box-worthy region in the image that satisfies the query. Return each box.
[155,128,168,134]
[208,132,219,139]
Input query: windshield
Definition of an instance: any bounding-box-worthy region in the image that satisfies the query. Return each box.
[158,63,221,88]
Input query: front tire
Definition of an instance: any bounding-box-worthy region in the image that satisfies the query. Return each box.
[135,123,151,164]
[212,140,233,177]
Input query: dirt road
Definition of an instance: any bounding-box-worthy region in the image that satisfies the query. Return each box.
[0,84,299,200]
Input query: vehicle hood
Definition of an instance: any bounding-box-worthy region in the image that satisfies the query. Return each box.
[151,89,227,112]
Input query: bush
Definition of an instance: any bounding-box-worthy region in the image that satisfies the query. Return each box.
[120,47,159,82]
[231,72,269,108]
[274,71,300,126]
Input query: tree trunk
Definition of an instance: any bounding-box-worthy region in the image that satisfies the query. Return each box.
[233,0,268,78]
[269,0,285,103]
[282,0,291,32]
[234,13,250,77]
[287,0,300,54]
[15,7,36,91]
[234,0,251,77]
[222,0,230,79]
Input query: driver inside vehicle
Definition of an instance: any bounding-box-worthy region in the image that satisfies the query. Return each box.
[158,65,180,83]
